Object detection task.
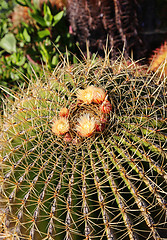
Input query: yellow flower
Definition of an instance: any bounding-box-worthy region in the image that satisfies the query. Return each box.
[76,86,95,104]
[52,117,69,135]
[77,86,106,104]
[92,87,106,104]
[76,113,96,137]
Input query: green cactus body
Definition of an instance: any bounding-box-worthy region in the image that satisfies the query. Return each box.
[0,56,167,240]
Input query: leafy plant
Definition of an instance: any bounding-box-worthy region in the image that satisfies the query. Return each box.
[10,0,75,67]
[0,52,167,239]
[0,0,76,110]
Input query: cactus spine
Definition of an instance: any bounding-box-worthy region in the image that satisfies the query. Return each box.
[0,54,167,240]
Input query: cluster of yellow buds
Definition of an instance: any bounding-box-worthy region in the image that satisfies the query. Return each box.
[52,86,112,143]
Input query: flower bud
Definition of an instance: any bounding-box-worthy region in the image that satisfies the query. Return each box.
[59,107,69,118]
[52,117,70,135]
[100,100,112,114]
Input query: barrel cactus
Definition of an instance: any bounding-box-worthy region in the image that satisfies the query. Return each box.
[0,54,167,240]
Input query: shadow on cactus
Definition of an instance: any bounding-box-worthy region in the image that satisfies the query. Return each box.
[0,52,167,240]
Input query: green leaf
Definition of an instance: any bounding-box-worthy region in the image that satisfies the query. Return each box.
[39,43,49,63]
[0,33,16,53]
[52,54,59,65]
[23,28,31,42]
[11,52,26,66]
[10,71,19,80]
[1,1,8,9]
[53,11,64,26]
[16,0,36,11]
[15,0,27,6]
[29,11,46,27]
[17,56,26,66]
[32,0,41,10]
[38,29,50,38]
[43,3,53,27]
[24,0,36,11]
[55,35,61,43]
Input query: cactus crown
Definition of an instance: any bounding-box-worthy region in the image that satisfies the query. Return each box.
[0,53,167,240]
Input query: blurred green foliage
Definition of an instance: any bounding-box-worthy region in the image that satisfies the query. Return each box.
[0,0,76,108]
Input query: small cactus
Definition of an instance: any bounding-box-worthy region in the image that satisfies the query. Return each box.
[0,54,167,240]
[150,41,167,75]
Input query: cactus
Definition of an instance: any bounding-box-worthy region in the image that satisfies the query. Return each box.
[66,0,146,59]
[0,53,167,240]
[150,41,167,75]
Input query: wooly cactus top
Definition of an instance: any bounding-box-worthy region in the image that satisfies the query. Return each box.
[52,85,112,142]
[0,55,167,240]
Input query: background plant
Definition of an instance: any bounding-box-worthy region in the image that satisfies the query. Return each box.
[0,0,76,109]
[0,53,167,240]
